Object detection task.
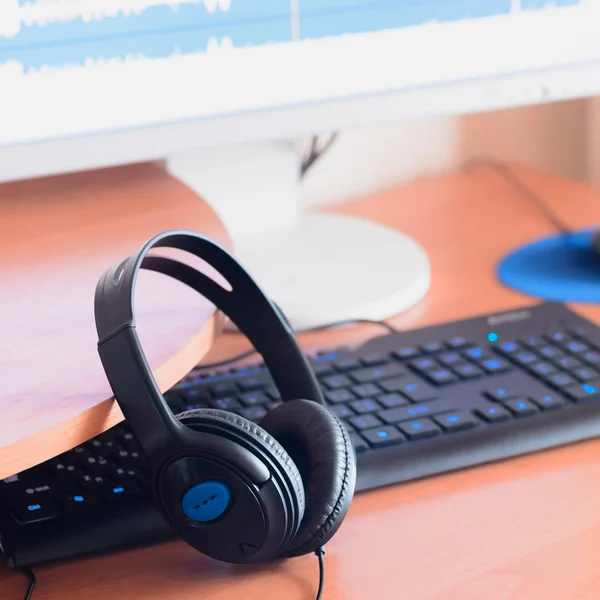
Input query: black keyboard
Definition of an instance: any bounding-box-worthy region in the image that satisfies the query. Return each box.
[5,301,600,567]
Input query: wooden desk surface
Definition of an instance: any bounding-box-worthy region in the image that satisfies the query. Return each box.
[5,164,600,600]
[0,163,229,479]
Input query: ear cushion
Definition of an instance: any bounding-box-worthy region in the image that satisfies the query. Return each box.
[259,399,356,557]
[176,408,306,518]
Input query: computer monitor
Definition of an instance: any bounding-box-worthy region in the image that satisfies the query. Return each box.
[2,0,599,328]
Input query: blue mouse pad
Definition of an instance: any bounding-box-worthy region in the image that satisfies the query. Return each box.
[498,230,600,303]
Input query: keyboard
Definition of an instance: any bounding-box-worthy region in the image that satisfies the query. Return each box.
[4,301,600,567]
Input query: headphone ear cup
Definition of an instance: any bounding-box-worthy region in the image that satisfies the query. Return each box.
[177,408,306,519]
[168,408,306,562]
[259,399,356,558]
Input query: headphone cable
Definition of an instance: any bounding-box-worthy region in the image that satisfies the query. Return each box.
[18,567,35,600]
[315,547,326,600]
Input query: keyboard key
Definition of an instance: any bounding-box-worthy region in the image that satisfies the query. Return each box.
[209,397,240,411]
[410,358,439,371]
[397,379,437,403]
[447,337,469,348]
[545,373,576,388]
[426,369,458,385]
[60,492,100,513]
[104,482,143,501]
[564,381,600,402]
[497,341,520,354]
[513,351,538,366]
[503,398,538,417]
[562,341,590,354]
[361,426,405,447]
[379,376,411,393]
[438,353,463,366]
[393,347,420,360]
[475,405,511,423]
[8,499,58,523]
[325,389,355,404]
[349,363,407,384]
[464,347,487,360]
[181,388,211,403]
[479,358,511,374]
[239,391,269,407]
[545,331,569,343]
[522,336,543,349]
[348,414,382,430]
[484,387,515,402]
[573,367,600,382]
[529,362,557,376]
[350,399,381,414]
[312,363,335,376]
[240,406,268,421]
[421,342,445,354]
[322,374,353,389]
[351,383,382,398]
[349,433,369,453]
[377,393,409,408]
[359,354,388,367]
[582,351,600,365]
[264,387,281,402]
[434,411,477,433]
[333,357,361,372]
[555,356,584,370]
[238,377,267,391]
[211,382,240,397]
[398,419,441,440]
[531,394,566,411]
[537,346,565,360]
[330,404,355,419]
[454,363,484,380]
[378,401,447,424]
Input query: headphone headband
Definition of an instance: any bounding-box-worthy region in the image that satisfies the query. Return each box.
[94,230,324,461]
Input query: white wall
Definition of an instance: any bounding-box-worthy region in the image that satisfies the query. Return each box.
[299,98,591,208]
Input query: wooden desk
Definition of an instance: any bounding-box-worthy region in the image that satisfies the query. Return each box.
[0,163,229,479]
[5,164,600,600]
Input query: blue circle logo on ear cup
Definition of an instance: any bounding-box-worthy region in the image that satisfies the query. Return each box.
[181,481,231,523]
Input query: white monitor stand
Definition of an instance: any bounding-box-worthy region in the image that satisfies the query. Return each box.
[167,140,430,330]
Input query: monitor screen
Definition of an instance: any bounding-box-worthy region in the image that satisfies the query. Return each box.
[0,0,597,149]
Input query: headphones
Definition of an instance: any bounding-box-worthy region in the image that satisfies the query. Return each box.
[94,229,356,564]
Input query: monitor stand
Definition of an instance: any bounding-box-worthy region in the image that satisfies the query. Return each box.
[166,141,430,330]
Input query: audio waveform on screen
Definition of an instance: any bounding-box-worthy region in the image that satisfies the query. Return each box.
[0,0,585,71]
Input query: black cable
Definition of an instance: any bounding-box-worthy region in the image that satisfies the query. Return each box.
[19,567,35,600]
[315,547,326,600]
[301,133,339,178]
[198,317,399,371]
[465,159,573,237]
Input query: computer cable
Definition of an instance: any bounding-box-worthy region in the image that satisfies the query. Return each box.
[465,158,573,237]
[301,133,339,178]
[199,317,400,371]
[18,566,35,600]
[315,547,326,600]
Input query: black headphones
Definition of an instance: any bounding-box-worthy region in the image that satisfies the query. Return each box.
[93,229,356,564]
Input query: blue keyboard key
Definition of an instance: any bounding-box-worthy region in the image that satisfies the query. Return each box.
[447,337,469,348]
[497,341,520,354]
[583,352,600,365]
[361,426,405,447]
[531,394,566,411]
[434,411,477,432]
[546,373,575,388]
[438,352,463,366]
[485,387,514,402]
[377,393,408,408]
[564,341,590,354]
[530,362,557,376]
[503,398,537,417]
[398,419,441,440]
[480,358,511,374]
[464,347,486,360]
[454,363,484,380]
[475,405,511,423]
[564,381,600,402]
[514,351,538,365]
